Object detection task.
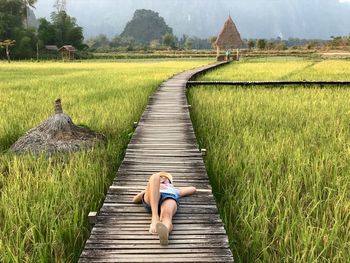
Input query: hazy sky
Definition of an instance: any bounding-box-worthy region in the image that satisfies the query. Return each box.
[34,0,350,39]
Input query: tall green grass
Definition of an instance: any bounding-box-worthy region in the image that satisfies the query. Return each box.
[0,60,210,262]
[199,59,350,81]
[188,86,350,262]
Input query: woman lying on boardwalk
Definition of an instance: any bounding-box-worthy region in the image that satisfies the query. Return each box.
[132,171,197,245]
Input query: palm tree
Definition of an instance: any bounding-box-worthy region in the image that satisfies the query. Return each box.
[0,39,16,63]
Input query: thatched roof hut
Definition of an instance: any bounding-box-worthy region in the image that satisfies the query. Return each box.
[58,45,77,60]
[10,99,107,155]
[215,15,242,49]
[215,16,242,60]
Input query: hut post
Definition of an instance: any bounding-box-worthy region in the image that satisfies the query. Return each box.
[216,46,220,57]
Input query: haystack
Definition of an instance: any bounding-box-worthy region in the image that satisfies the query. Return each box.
[10,99,107,155]
[214,15,243,60]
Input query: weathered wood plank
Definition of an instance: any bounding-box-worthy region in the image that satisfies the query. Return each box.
[83,242,229,249]
[81,248,232,256]
[87,234,229,241]
[94,217,223,225]
[79,257,233,263]
[99,206,218,214]
[85,237,228,245]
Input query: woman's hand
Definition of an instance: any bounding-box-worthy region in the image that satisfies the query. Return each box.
[132,190,145,204]
[179,186,197,197]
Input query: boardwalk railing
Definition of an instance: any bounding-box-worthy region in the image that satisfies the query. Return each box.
[187,80,350,87]
[79,61,233,262]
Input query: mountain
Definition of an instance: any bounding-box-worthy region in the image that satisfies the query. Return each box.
[121,9,173,44]
[34,0,350,39]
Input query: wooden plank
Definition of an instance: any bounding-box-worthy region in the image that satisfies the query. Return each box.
[85,237,228,245]
[79,257,233,263]
[122,159,204,165]
[92,223,224,230]
[87,234,229,241]
[83,242,229,249]
[113,176,209,182]
[187,80,350,86]
[108,187,213,194]
[95,217,223,225]
[97,213,222,220]
[99,206,218,214]
[91,229,227,235]
[81,248,232,256]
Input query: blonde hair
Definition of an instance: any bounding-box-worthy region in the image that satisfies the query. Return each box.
[156,171,173,184]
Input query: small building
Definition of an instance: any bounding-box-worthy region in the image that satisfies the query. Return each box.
[58,45,77,60]
[214,16,243,61]
[42,45,59,60]
[45,45,59,52]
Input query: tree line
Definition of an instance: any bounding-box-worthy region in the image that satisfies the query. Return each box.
[85,9,212,52]
[0,0,84,60]
[1,1,349,60]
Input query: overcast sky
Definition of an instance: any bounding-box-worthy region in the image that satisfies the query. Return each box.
[34,0,350,39]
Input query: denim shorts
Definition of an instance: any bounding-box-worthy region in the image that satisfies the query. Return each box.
[142,192,180,214]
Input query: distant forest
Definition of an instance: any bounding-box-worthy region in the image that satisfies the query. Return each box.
[1,0,349,60]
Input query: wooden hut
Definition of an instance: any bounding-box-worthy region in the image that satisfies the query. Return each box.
[58,45,76,60]
[214,16,243,61]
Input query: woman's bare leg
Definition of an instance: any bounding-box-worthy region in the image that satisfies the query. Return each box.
[143,173,161,234]
[159,199,177,233]
[156,199,177,245]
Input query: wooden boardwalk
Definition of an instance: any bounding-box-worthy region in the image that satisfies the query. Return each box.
[79,61,233,262]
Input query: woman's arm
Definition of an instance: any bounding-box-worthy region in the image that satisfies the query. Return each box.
[179,186,196,197]
[132,190,145,204]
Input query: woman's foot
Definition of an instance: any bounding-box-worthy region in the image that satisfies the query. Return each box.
[156,222,169,246]
[149,217,160,234]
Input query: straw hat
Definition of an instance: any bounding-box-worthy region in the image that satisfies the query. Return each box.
[157,171,173,184]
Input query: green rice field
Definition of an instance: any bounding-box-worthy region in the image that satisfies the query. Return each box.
[188,59,350,262]
[0,60,210,262]
[199,58,350,81]
[1,58,350,262]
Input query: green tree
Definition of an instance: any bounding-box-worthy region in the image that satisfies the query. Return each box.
[247,39,255,50]
[210,36,217,49]
[267,41,275,50]
[162,32,175,49]
[275,42,287,50]
[121,9,173,45]
[85,34,110,50]
[0,0,23,39]
[149,39,160,49]
[37,11,84,49]
[179,34,188,49]
[185,39,193,50]
[18,35,32,57]
[0,0,38,59]
[256,39,266,50]
[37,18,56,45]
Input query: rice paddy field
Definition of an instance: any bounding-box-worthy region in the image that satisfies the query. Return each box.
[1,58,350,263]
[200,57,350,81]
[188,58,350,262]
[0,60,210,262]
